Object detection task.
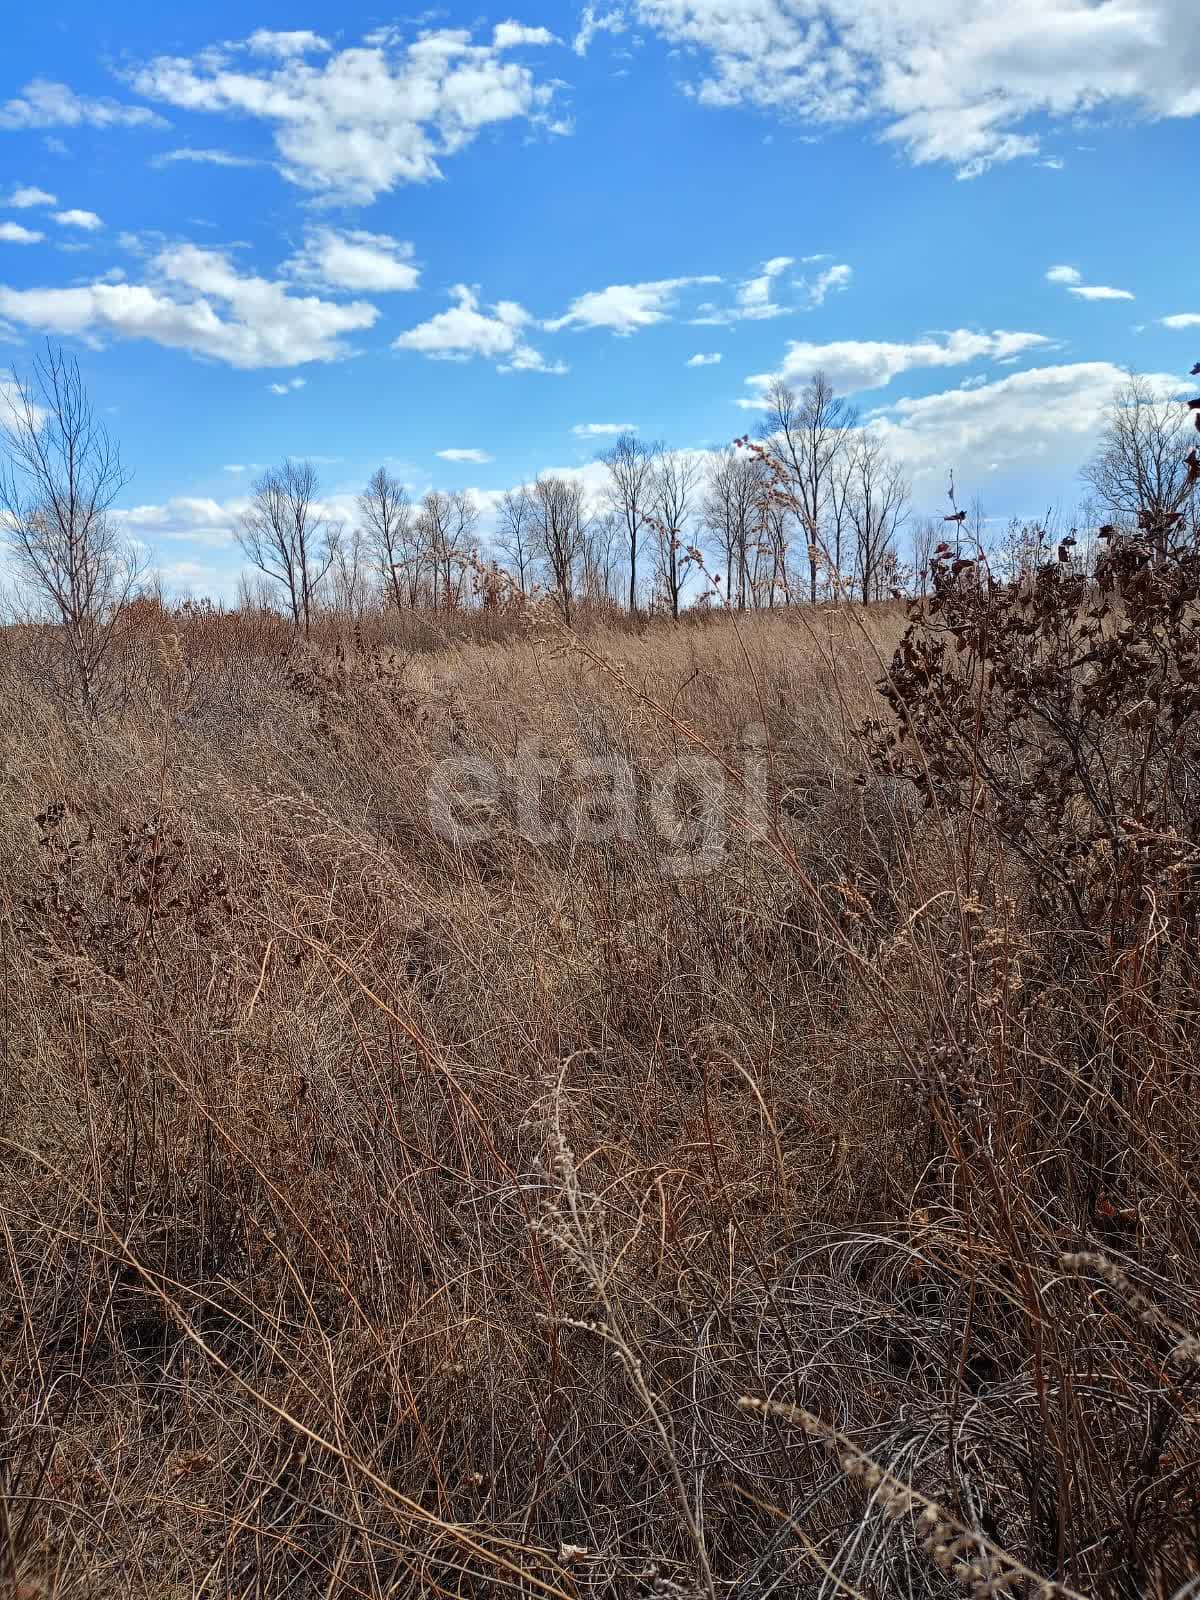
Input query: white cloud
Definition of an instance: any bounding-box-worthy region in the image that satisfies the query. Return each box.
[268,377,307,395]
[491,22,557,49]
[0,79,164,131]
[395,283,563,371]
[437,447,494,463]
[691,256,851,325]
[806,261,852,305]
[737,255,792,319]
[1068,284,1135,301]
[686,351,722,366]
[112,496,243,548]
[0,222,43,245]
[151,148,260,168]
[574,6,627,55]
[222,463,247,473]
[54,209,103,231]
[245,30,332,58]
[547,274,720,334]
[6,186,56,208]
[866,361,1188,487]
[128,25,564,204]
[1162,312,1200,329]
[287,227,419,293]
[572,422,638,436]
[1047,264,1134,301]
[740,327,1053,401]
[632,0,1200,176]
[0,244,378,368]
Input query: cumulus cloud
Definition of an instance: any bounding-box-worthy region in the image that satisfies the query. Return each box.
[1162,312,1200,329]
[286,227,419,293]
[740,327,1053,402]
[437,447,494,463]
[866,361,1188,487]
[268,377,307,395]
[395,283,564,372]
[1046,264,1082,285]
[0,222,43,245]
[5,186,56,208]
[686,351,722,366]
[631,0,1200,176]
[112,496,244,548]
[54,209,102,231]
[113,489,369,595]
[0,79,164,131]
[491,22,557,49]
[128,25,565,204]
[0,244,378,368]
[572,422,638,436]
[547,274,720,334]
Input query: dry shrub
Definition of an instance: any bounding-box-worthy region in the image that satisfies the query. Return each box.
[0,549,1195,1598]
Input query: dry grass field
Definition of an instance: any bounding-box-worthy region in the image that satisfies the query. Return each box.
[0,585,1196,1599]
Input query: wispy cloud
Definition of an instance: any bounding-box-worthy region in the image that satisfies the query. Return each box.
[573,6,625,56]
[547,275,720,334]
[1046,263,1133,300]
[0,78,164,131]
[437,447,494,463]
[151,148,261,169]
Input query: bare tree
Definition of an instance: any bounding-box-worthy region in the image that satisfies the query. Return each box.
[580,510,623,608]
[910,517,938,597]
[1082,374,1198,558]
[529,475,587,624]
[600,432,657,613]
[0,343,142,713]
[418,490,478,610]
[703,447,765,609]
[844,434,910,604]
[358,467,414,611]
[328,521,371,622]
[496,487,535,596]
[236,459,334,635]
[649,451,701,618]
[763,372,857,602]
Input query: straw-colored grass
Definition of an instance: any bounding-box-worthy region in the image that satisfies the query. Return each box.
[0,597,1194,1599]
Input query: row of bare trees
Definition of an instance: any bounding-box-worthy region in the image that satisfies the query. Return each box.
[3,342,1198,714]
[234,469,483,628]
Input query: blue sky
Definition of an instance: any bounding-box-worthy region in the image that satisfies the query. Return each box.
[1,0,1197,597]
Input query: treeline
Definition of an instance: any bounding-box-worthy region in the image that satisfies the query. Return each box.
[233,370,1200,630]
[3,344,1198,705]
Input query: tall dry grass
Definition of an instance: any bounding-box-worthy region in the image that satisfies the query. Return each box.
[0,591,1194,1598]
